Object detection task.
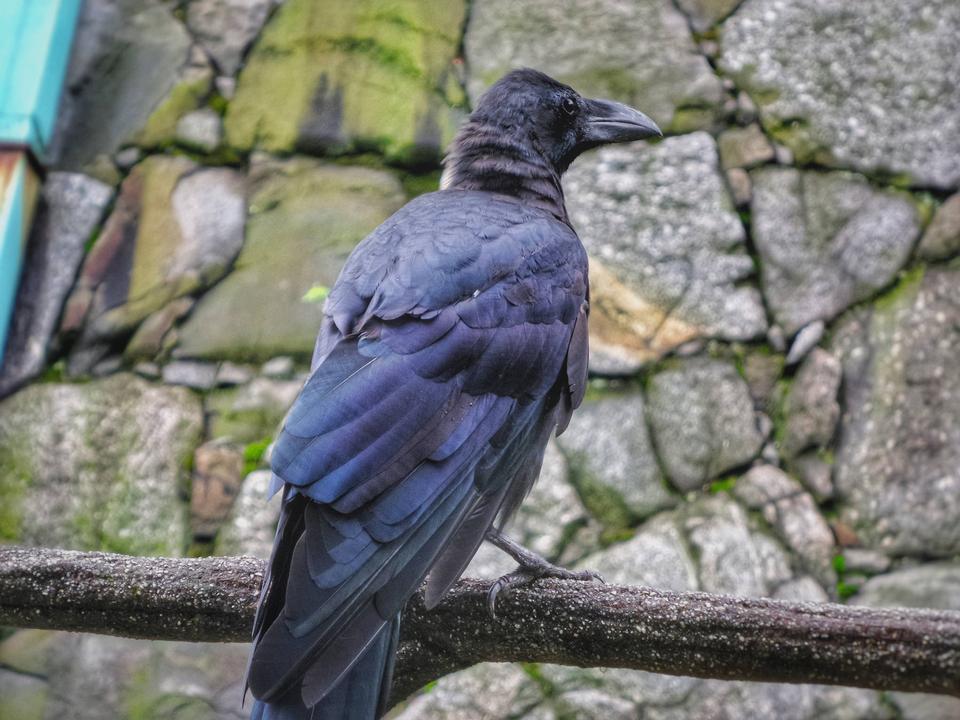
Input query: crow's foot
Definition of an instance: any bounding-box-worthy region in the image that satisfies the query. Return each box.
[483,528,603,619]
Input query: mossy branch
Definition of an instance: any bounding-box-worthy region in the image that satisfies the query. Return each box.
[0,545,958,707]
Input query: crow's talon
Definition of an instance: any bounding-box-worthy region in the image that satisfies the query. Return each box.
[485,564,604,619]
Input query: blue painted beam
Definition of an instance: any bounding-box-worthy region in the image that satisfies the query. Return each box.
[0,0,82,160]
[0,1,82,362]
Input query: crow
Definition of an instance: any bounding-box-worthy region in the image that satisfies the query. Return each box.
[247,68,661,720]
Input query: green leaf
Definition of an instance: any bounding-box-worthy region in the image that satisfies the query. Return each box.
[302,284,330,303]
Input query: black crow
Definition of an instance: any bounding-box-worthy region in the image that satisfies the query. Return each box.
[247,68,661,720]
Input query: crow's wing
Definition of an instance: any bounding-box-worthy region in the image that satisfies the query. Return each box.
[247,190,588,707]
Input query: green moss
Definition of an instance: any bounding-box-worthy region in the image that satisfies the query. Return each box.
[708,476,737,494]
[224,0,467,164]
[243,439,272,476]
[0,447,31,541]
[301,284,330,303]
[399,169,442,197]
[836,581,859,600]
[873,265,925,313]
[566,454,634,540]
[136,69,213,148]
[668,106,715,134]
[832,553,847,574]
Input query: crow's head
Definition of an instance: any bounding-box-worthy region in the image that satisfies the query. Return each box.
[442,69,661,214]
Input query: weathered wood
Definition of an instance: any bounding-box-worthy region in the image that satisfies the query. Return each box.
[1,545,958,707]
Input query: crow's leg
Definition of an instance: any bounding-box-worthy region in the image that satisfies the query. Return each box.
[483,528,603,618]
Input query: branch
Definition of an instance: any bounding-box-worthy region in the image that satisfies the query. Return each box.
[1,546,958,707]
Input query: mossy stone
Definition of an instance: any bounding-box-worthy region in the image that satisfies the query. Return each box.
[225,0,467,164]
[176,158,405,361]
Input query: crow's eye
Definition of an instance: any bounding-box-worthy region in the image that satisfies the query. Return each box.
[561,97,578,116]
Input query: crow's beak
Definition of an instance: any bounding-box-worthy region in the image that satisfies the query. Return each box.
[583,98,662,143]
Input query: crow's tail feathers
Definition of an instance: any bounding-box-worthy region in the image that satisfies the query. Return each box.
[250,614,400,720]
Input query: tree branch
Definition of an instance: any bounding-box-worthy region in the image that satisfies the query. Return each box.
[1,545,958,706]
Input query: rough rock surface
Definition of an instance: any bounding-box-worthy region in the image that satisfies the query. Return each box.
[751,167,919,335]
[557,392,675,530]
[225,0,467,163]
[206,376,304,444]
[191,440,245,538]
[61,157,246,360]
[466,441,596,579]
[566,133,767,351]
[0,174,113,398]
[647,359,763,491]
[733,466,836,587]
[0,374,202,554]
[465,0,724,133]
[832,268,960,556]
[917,193,960,261]
[50,0,196,170]
[675,0,745,32]
[176,157,404,361]
[782,348,842,458]
[721,0,960,189]
[186,0,278,76]
[216,470,281,559]
[717,123,774,170]
[854,562,960,720]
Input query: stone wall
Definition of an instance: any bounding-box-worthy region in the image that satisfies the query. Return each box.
[1,0,958,718]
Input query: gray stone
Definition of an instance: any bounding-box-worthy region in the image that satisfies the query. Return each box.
[855,562,960,611]
[177,158,405,361]
[782,348,842,457]
[62,158,246,350]
[175,108,223,152]
[742,350,785,414]
[162,360,219,390]
[216,75,237,99]
[682,495,793,596]
[133,361,161,379]
[720,0,960,189]
[206,376,303,444]
[216,470,281,559]
[0,174,113,398]
[465,0,724,133]
[772,576,829,603]
[751,167,919,335]
[261,356,295,379]
[216,362,255,386]
[557,393,675,530]
[0,374,201,553]
[466,441,598,578]
[41,633,249,720]
[566,133,767,356]
[50,0,196,170]
[733,466,837,587]
[792,453,834,501]
[676,0,745,32]
[647,359,764,491]
[917,193,960,261]
[832,268,960,556]
[727,167,752,208]
[125,297,194,360]
[718,124,774,170]
[785,320,825,366]
[552,689,636,719]
[392,662,543,720]
[841,549,891,576]
[114,146,142,170]
[578,514,699,592]
[0,669,47,720]
[854,562,960,720]
[186,0,276,75]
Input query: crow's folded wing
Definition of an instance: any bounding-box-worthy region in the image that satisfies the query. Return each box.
[248,191,589,706]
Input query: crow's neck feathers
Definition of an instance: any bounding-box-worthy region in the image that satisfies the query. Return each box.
[441,119,568,221]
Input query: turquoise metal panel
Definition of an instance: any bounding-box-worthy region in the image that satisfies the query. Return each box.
[0,0,82,159]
